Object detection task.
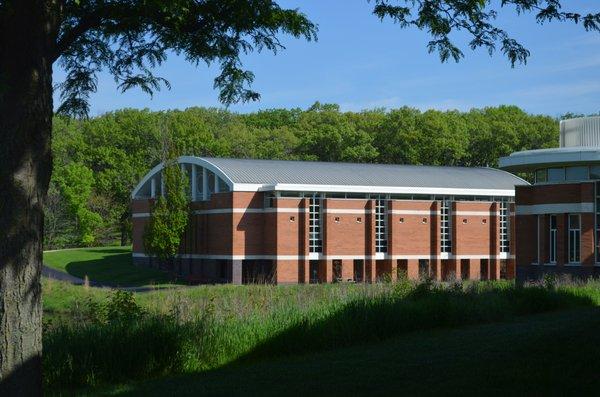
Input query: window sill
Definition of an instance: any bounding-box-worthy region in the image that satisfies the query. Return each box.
[565,263,582,267]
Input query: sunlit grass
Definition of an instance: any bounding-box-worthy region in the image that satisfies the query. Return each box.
[42,277,600,393]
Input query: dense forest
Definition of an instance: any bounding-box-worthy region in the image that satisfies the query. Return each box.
[46,103,560,249]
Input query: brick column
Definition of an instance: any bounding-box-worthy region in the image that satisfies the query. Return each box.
[582,212,595,266]
[407,259,419,280]
[342,259,354,282]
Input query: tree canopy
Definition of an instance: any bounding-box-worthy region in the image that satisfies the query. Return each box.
[46,103,560,248]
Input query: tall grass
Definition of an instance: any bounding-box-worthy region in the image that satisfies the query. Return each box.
[43,278,600,392]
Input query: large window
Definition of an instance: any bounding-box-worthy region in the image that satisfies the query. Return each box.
[535,165,600,184]
[566,166,589,181]
[568,214,581,263]
[499,201,509,253]
[549,215,557,264]
[309,194,322,253]
[547,168,565,182]
[440,200,451,253]
[535,169,547,183]
[375,199,387,253]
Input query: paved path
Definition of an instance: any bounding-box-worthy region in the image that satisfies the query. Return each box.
[42,265,186,293]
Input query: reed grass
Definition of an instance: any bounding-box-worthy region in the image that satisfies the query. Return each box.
[42,277,600,392]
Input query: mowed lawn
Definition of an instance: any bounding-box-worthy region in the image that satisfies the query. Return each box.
[43,246,176,287]
[100,307,600,396]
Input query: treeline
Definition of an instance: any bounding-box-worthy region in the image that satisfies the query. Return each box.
[46,102,559,248]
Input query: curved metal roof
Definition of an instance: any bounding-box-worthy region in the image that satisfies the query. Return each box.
[499,146,600,172]
[201,157,527,191]
[132,156,528,198]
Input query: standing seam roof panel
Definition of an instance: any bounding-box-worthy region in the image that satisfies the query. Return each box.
[201,157,528,190]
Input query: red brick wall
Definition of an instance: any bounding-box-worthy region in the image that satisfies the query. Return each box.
[132,194,518,282]
[323,199,369,256]
[516,183,594,205]
[453,201,494,256]
[389,200,437,255]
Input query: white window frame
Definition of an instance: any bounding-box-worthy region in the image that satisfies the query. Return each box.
[440,200,451,253]
[309,193,323,253]
[375,198,387,253]
[549,214,557,264]
[499,201,509,253]
[568,214,581,264]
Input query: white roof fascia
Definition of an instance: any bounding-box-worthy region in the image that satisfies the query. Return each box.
[246,183,515,197]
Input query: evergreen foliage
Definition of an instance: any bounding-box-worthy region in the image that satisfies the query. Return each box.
[143,146,190,263]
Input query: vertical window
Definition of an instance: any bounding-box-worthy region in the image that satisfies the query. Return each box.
[418,259,429,278]
[264,192,276,208]
[568,214,581,263]
[353,260,364,282]
[309,194,322,253]
[547,167,565,182]
[309,260,319,284]
[375,199,387,253]
[440,200,451,253]
[499,201,509,253]
[332,260,342,282]
[535,169,547,183]
[549,215,557,264]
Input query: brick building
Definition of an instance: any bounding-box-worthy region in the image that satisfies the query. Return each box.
[500,116,600,281]
[131,157,526,284]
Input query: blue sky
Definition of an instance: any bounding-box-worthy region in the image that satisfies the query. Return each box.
[54,0,600,117]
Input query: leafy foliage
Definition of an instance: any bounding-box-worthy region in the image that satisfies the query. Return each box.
[54,162,103,245]
[371,0,600,66]
[143,147,190,262]
[53,0,317,117]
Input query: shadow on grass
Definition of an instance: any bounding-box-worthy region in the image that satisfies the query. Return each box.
[84,248,132,254]
[231,284,598,364]
[43,283,600,394]
[64,253,175,287]
[112,306,600,397]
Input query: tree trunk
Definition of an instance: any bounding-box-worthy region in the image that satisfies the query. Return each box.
[0,1,56,395]
[120,210,131,246]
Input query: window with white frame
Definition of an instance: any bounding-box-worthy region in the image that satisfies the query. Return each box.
[375,199,387,253]
[309,194,322,253]
[568,214,581,263]
[549,215,557,264]
[440,200,451,253]
[499,201,509,253]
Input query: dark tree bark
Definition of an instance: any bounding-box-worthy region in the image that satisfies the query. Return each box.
[0,1,57,395]
[120,210,131,246]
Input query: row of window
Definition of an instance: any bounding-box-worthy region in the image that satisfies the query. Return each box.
[535,165,600,184]
[306,197,509,254]
[309,258,508,283]
[136,164,231,200]
[547,214,581,264]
